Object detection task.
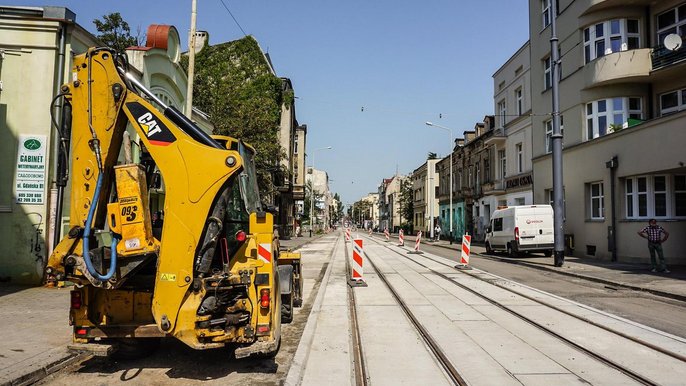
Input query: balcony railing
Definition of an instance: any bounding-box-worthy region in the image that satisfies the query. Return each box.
[652,45,686,71]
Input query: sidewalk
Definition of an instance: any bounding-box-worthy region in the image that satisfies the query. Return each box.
[0,285,80,386]
[391,232,686,302]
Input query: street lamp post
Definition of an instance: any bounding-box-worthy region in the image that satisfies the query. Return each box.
[426,122,453,244]
[310,146,332,237]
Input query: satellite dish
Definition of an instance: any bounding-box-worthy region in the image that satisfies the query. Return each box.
[664,33,683,51]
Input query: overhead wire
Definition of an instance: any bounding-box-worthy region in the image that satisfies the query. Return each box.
[218,0,248,37]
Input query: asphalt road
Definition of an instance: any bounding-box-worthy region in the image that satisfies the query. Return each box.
[416,241,686,339]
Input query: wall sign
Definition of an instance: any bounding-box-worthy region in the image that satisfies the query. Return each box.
[505,173,533,190]
[15,135,47,204]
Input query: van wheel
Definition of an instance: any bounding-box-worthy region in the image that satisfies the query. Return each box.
[507,243,517,258]
[544,250,552,257]
[485,242,493,254]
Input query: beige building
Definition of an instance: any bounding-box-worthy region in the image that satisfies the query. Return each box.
[360,192,379,229]
[489,42,534,211]
[529,0,686,263]
[412,159,440,235]
[377,174,405,232]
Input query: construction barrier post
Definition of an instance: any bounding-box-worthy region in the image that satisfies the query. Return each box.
[384,228,390,242]
[409,230,423,254]
[398,229,404,247]
[345,228,351,243]
[455,233,473,270]
[349,238,368,287]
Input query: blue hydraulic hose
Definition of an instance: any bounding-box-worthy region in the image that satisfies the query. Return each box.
[82,173,118,281]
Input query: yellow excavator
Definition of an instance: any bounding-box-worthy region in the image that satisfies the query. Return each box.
[46,47,302,358]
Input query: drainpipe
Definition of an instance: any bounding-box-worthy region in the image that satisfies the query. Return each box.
[606,156,618,262]
[51,21,69,251]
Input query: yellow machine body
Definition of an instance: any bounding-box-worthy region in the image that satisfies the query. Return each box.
[47,48,290,356]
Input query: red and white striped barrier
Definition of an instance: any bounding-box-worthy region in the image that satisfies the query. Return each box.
[345,228,351,242]
[384,228,390,241]
[411,230,422,253]
[349,238,367,287]
[398,229,404,246]
[456,233,473,270]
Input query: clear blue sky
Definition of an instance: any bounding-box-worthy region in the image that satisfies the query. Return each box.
[8,0,529,205]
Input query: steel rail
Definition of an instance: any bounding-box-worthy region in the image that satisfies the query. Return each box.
[343,237,369,386]
[366,234,661,386]
[354,238,469,386]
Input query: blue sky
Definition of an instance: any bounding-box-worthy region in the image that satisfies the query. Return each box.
[8,0,529,205]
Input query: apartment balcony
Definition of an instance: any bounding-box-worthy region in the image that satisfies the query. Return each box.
[583,48,651,89]
[582,0,652,16]
[482,180,505,195]
[484,128,506,146]
[652,45,686,72]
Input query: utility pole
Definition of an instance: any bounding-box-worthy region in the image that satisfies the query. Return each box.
[185,0,198,118]
[550,0,566,267]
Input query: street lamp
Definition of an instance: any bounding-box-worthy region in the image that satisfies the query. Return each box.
[426,121,454,244]
[310,146,332,236]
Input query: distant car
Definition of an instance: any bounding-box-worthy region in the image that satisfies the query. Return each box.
[485,205,554,257]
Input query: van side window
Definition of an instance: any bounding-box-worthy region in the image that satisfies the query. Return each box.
[494,218,503,231]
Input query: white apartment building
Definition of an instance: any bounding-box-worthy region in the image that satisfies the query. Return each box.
[489,42,534,212]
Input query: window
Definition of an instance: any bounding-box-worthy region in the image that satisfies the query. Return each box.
[294,135,299,154]
[515,88,523,116]
[589,182,604,219]
[515,197,526,205]
[493,217,503,231]
[545,116,564,154]
[657,5,686,46]
[542,0,551,28]
[484,158,491,182]
[586,97,642,140]
[660,89,686,115]
[543,57,552,90]
[498,150,506,179]
[583,19,640,63]
[625,175,685,219]
[516,143,523,173]
[676,175,686,217]
[498,99,506,127]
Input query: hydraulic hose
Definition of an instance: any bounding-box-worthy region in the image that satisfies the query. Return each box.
[81,173,119,281]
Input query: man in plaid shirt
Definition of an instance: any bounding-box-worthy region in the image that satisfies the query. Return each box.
[637,219,670,273]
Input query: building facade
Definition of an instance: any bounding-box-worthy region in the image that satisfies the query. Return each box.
[412,159,440,236]
[306,167,331,232]
[529,0,686,263]
[491,42,534,211]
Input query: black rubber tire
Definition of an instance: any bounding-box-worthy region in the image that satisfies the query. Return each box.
[544,250,553,257]
[507,243,517,258]
[281,293,294,324]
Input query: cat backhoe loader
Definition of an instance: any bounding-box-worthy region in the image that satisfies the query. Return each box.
[45,47,302,358]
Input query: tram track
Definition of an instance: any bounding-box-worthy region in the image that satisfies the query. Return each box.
[344,235,468,386]
[364,234,686,385]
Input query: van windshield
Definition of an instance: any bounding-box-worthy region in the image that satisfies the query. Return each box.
[237,141,262,214]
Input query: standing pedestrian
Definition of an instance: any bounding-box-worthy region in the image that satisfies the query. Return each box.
[637,219,670,273]
[435,225,441,241]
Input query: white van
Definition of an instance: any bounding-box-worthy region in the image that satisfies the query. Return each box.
[484,205,554,257]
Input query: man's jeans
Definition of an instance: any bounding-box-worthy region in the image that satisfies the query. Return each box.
[648,242,666,271]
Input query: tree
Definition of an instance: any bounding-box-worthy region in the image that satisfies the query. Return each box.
[399,177,413,231]
[182,36,289,198]
[427,152,437,160]
[93,13,141,53]
[330,193,344,224]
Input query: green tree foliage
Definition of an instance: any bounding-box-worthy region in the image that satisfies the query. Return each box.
[330,193,344,224]
[427,152,437,160]
[399,177,414,229]
[93,13,139,53]
[183,36,287,196]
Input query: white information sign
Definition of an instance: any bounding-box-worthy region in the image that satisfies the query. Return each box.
[15,134,47,204]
